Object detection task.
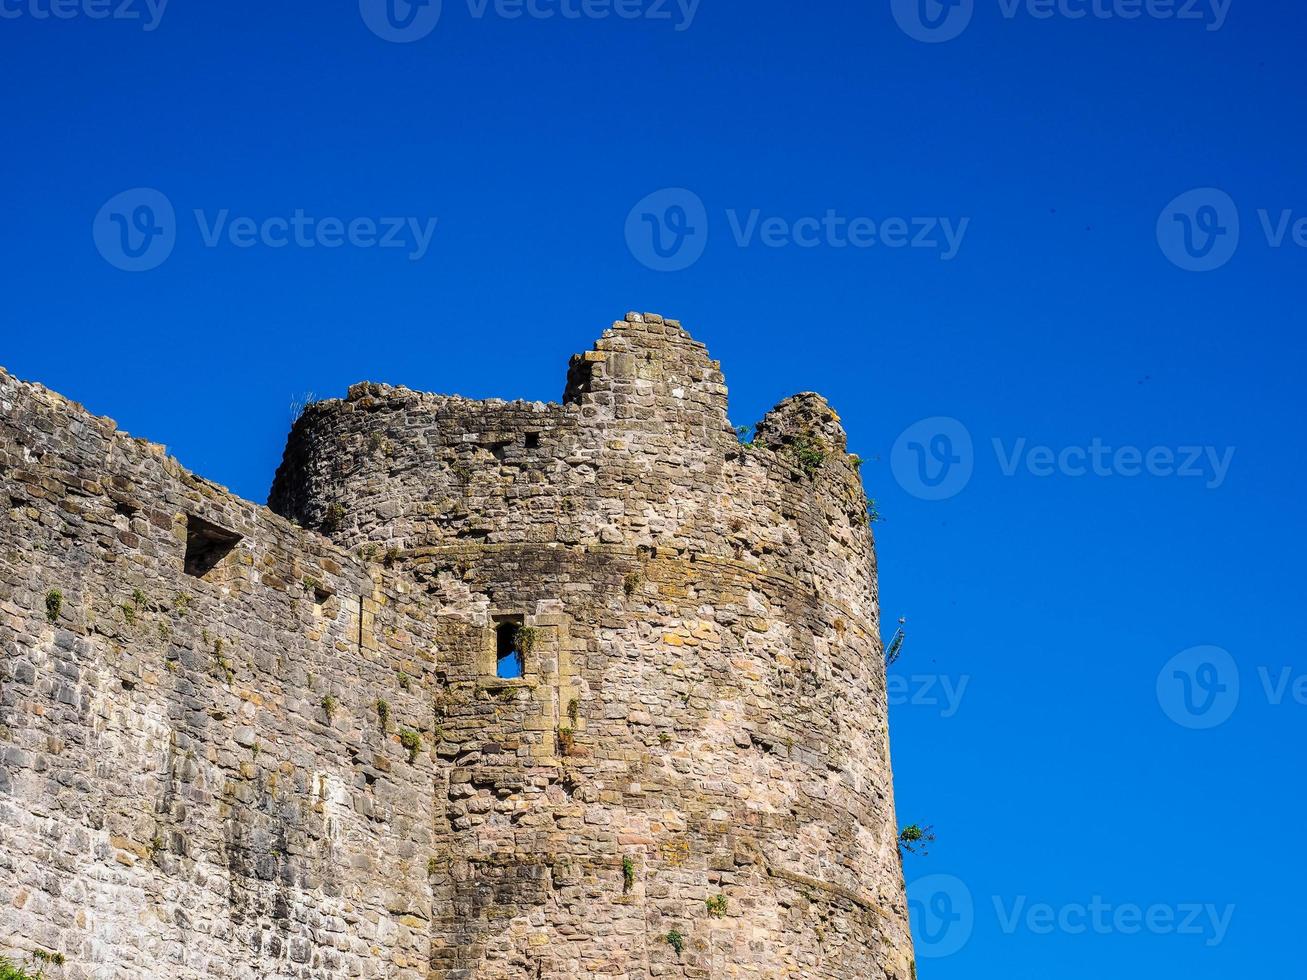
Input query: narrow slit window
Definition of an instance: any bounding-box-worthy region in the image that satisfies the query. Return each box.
[496,621,524,679]
[184,515,242,578]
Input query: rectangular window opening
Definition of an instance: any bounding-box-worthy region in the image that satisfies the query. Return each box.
[495,617,525,679]
[184,515,242,579]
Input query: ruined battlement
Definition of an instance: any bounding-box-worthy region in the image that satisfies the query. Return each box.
[270,314,873,614]
[0,313,913,980]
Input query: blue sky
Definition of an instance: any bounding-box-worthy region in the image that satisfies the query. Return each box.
[2,1,1303,976]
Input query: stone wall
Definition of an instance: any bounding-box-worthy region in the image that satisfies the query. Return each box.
[1,313,914,979]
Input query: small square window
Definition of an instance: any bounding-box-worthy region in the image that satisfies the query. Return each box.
[184,515,242,578]
[524,432,540,449]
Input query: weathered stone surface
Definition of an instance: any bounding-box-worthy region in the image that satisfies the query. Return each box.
[0,313,913,979]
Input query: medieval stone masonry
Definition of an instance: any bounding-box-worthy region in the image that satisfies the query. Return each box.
[0,313,914,979]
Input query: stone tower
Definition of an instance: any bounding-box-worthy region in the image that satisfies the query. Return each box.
[0,313,913,979]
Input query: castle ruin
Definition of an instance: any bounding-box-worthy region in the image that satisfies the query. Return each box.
[0,313,914,979]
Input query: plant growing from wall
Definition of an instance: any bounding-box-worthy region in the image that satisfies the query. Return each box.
[321,503,346,534]
[516,626,539,656]
[567,698,580,725]
[376,698,390,730]
[289,392,317,425]
[622,856,636,894]
[399,728,422,763]
[706,894,728,917]
[897,824,936,857]
[321,695,338,722]
[0,958,36,980]
[44,589,62,623]
[789,435,827,477]
[212,638,235,684]
[664,930,685,955]
[1,951,64,980]
[623,571,642,597]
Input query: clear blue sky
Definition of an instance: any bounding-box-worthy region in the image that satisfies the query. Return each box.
[2,2,1303,977]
